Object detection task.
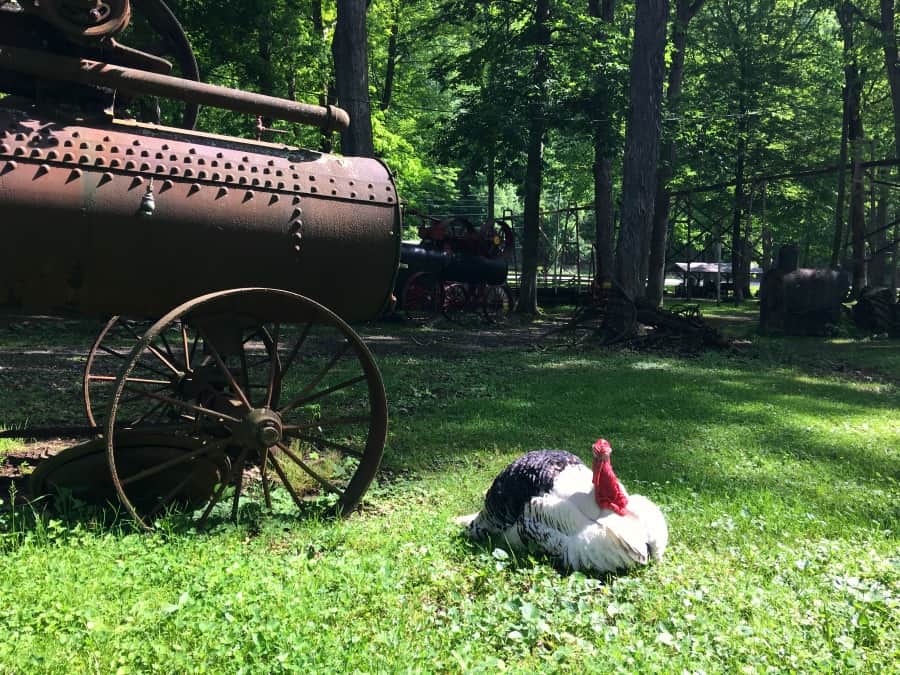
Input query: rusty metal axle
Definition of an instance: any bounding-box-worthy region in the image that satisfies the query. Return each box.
[0,44,350,132]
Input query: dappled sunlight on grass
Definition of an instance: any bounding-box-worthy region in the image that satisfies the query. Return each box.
[1,318,897,671]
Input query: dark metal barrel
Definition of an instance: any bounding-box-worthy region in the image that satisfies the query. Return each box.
[399,243,451,274]
[0,106,401,321]
[443,256,508,285]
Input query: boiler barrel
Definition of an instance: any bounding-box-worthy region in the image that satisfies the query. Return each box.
[0,107,401,321]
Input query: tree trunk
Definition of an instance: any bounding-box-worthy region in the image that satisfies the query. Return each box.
[380,4,399,111]
[891,220,899,297]
[849,126,867,294]
[832,80,850,267]
[869,181,889,285]
[840,4,867,293]
[879,0,900,160]
[730,106,748,304]
[614,0,670,302]
[487,153,496,224]
[760,182,772,270]
[590,0,617,283]
[256,5,275,135]
[646,0,704,306]
[516,0,552,314]
[311,0,334,153]
[593,151,615,281]
[333,0,375,157]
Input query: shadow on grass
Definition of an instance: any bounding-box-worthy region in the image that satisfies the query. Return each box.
[381,351,898,530]
[1,485,345,547]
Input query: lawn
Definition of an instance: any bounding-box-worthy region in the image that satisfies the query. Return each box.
[1,306,898,673]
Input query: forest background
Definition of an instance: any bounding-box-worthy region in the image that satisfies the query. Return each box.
[167,0,899,310]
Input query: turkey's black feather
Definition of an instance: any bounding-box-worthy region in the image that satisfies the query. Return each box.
[481,450,583,530]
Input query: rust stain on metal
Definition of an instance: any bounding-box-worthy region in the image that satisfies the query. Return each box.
[0,108,402,321]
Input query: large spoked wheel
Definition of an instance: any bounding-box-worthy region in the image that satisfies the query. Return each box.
[105,288,388,530]
[483,284,513,324]
[401,272,441,323]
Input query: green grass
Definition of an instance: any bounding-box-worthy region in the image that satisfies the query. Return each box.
[1,317,898,673]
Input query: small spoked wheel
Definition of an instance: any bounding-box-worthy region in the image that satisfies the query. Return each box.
[105,288,388,530]
[441,282,469,322]
[483,284,513,324]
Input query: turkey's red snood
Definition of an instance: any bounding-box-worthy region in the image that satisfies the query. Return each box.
[591,438,628,515]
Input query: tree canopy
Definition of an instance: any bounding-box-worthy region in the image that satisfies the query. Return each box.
[164,0,898,300]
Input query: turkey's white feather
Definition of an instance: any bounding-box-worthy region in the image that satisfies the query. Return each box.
[459,459,668,574]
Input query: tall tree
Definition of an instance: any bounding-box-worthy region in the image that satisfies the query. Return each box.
[646,0,706,306]
[614,0,670,301]
[839,2,868,292]
[878,0,900,159]
[517,0,553,314]
[333,0,376,157]
[589,0,619,284]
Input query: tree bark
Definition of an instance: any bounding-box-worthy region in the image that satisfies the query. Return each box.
[879,0,900,160]
[333,0,376,157]
[614,0,670,302]
[646,0,705,306]
[729,62,749,305]
[832,80,850,267]
[516,0,552,314]
[590,0,617,283]
[380,3,399,111]
[310,0,334,152]
[487,153,496,224]
[840,4,867,293]
[593,151,615,280]
[869,181,889,285]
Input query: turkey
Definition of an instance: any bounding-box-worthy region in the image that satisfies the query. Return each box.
[455,439,668,574]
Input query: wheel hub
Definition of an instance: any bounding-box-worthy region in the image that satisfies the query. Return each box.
[236,408,283,449]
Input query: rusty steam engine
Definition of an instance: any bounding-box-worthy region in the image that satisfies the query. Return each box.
[0,1,401,528]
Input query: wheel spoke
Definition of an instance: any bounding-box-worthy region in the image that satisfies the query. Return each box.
[268,452,307,511]
[197,328,252,410]
[181,322,191,371]
[147,471,198,521]
[157,329,178,367]
[282,374,367,411]
[260,447,272,510]
[230,456,246,522]
[278,322,312,384]
[265,323,280,410]
[98,344,172,379]
[275,442,342,496]
[189,329,201,368]
[281,431,364,460]
[139,333,182,376]
[238,342,252,405]
[283,415,370,431]
[119,437,231,486]
[279,340,353,414]
[122,384,241,425]
[126,398,167,427]
[197,446,248,529]
[88,374,173,386]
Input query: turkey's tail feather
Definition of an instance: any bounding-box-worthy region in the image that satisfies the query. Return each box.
[454,512,495,540]
[453,513,479,528]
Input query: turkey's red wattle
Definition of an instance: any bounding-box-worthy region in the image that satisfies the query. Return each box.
[592,458,628,515]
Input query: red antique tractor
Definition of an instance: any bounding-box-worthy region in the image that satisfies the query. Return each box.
[399,213,515,323]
